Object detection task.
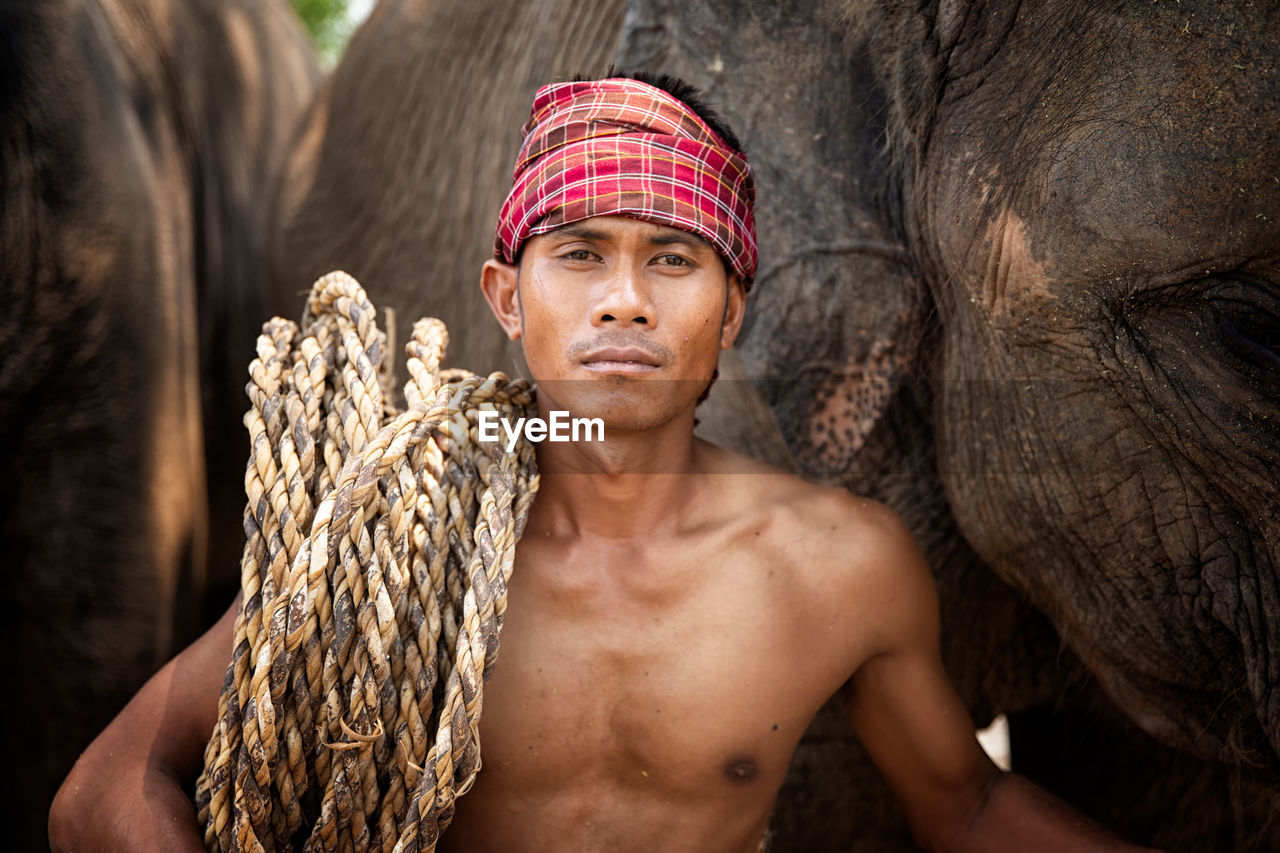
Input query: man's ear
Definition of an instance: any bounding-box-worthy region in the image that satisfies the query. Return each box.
[719,274,748,350]
[481,258,522,340]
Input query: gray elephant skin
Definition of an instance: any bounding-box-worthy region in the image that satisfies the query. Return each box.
[270,0,1280,850]
[0,0,318,846]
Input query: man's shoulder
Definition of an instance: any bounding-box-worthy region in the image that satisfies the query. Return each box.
[698,439,926,594]
[719,458,936,657]
[774,483,924,592]
[694,442,939,675]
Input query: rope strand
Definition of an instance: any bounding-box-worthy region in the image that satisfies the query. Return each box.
[196,271,539,853]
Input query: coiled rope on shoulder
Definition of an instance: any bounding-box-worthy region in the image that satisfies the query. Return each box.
[195,271,539,852]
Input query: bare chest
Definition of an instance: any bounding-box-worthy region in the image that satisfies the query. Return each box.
[469,541,847,801]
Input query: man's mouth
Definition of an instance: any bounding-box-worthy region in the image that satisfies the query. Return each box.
[579,346,662,373]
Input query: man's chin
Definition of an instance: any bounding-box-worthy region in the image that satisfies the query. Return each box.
[533,379,704,433]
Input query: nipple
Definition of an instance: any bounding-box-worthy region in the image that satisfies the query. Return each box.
[724,757,759,783]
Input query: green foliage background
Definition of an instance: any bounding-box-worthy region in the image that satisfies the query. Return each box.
[291,0,356,65]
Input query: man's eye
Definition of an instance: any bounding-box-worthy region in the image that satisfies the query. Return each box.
[563,249,594,261]
[657,254,690,267]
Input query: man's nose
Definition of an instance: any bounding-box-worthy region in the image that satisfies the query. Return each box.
[591,264,656,328]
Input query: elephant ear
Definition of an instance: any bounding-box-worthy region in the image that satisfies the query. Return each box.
[617,0,928,486]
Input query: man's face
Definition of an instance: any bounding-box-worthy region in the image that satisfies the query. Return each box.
[482,215,746,432]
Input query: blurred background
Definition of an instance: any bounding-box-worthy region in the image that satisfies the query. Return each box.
[293,0,375,65]
[13,2,1278,851]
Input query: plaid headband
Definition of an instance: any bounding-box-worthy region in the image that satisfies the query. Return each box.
[494,78,758,286]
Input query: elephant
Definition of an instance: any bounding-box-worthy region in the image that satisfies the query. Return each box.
[0,0,318,845]
[267,0,1279,849]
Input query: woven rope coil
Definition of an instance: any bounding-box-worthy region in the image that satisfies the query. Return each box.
[195,271,539,852]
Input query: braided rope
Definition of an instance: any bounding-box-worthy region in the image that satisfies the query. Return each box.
[195,271,539,852]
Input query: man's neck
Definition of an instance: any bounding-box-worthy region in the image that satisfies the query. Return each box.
[527,401,708,541]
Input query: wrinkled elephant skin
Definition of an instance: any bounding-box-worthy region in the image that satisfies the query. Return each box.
[0,0,318,846]
[913,1,1280,776]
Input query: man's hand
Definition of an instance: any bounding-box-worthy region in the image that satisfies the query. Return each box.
[836,505,1159,852]
[49,598,237,852]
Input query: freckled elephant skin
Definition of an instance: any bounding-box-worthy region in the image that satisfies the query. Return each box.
[0,1,318,847]
[267,0,1279,849]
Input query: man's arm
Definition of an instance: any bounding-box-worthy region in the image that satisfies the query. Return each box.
[49,596,238,852]
[835,504,1158,853]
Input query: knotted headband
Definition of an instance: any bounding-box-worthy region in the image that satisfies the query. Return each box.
[494,77,758,286]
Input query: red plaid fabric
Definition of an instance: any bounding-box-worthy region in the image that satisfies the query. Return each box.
[494,78,757,285]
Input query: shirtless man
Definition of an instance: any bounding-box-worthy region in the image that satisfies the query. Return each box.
[51,73,1154,852]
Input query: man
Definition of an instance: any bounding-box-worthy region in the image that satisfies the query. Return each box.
[51,73,1155,852]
